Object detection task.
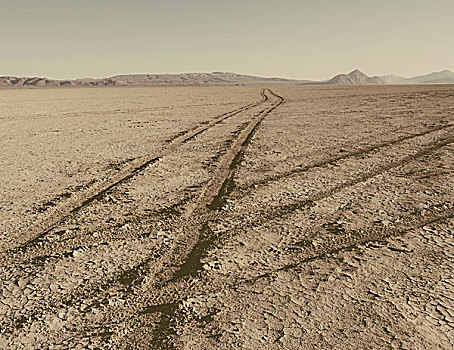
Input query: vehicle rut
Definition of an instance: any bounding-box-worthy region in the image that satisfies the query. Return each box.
[216,133,454,240]
[237,122,454,195]
[142,89,284,348]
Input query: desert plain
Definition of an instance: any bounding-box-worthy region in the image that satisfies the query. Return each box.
[0,84,453,349]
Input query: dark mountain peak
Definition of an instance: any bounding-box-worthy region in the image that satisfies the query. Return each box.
[348,69,370,79]
[327,69,371,85]
[349,69,367,76]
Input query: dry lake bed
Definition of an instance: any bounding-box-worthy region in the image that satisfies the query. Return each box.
[0,85,453,349]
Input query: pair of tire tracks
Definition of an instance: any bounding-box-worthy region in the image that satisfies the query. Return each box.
[2,89,283,338]
[111,89,284,293]
[108,90,286,349]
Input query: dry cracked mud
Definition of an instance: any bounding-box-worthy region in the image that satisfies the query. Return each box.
[0,85,453,349]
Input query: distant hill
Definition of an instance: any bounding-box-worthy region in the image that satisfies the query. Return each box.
[327,69,406,85]
[325,69,454,85]
[1,70,453,88]
[327,69,373,85]
[395,70,454,84]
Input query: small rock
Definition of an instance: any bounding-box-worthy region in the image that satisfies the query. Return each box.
[0,303,10,314]
[18,279,28,288]
[49,283,59,293]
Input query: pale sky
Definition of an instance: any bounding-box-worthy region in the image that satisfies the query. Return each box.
[1,0,453,80]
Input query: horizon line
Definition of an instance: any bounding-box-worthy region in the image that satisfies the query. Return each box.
[1,68,453,82]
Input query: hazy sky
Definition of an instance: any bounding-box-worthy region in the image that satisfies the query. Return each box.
[1,0,453,80]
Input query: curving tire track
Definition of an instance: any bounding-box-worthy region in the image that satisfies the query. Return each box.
[123,89,285,348]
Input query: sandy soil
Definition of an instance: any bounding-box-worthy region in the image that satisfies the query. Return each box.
[0,85,453,349]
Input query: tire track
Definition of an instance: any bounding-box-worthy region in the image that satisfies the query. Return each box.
[236,122,454,195]
[87,90,283,345]
[4,90,269,257]
[106,90,283,288]
[134,90,284,349]
[246,207,454,284]
[216,134,454,239]
[170,90,284,280]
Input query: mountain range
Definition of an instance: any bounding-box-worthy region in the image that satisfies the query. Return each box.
[0,72,305,88]
[326,69,454,85]
[1,70,453,88]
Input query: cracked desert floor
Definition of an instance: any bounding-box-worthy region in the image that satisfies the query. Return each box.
[0,85,453,349]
